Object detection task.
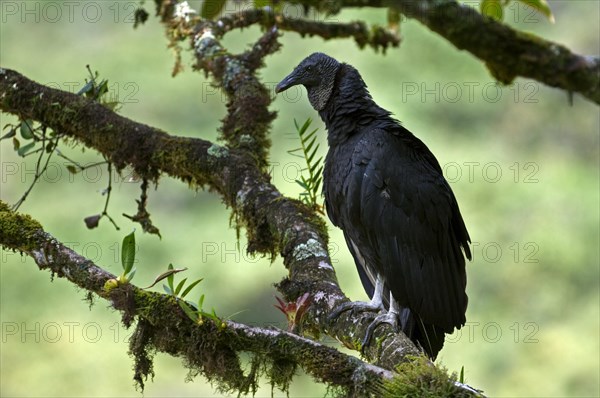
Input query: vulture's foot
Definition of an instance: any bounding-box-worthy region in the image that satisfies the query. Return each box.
[329,275,387,322]
[361,310,399,350]
[328,299,384,322]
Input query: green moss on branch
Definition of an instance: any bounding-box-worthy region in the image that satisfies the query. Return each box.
[0,200,43,252]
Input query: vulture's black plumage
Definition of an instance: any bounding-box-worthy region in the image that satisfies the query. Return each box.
[276,53,471,359]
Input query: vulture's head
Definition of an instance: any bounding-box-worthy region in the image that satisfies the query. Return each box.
[276,52,341,111]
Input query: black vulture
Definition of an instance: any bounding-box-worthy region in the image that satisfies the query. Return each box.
[275,53,471,359]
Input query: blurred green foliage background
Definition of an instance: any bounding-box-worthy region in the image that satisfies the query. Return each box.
[1,1,598,397]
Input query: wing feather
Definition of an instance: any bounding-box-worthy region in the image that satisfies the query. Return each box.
[336,129,469,332]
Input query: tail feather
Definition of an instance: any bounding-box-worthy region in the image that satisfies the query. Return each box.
[399,308,446,360]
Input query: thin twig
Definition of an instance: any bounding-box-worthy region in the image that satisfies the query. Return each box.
[101,161,120,230]
[12,128,59,211]
[122,177,160,237]
[55,149,107,171]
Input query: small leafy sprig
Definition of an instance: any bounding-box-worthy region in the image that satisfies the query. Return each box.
[287,118,325,213]
[1,66,122,216]
[153,264,224,328]
[119,230,137,283]
[162,263,203,299]
[178,293,225,328]
[1,119,48,158]
[78,65,121,111]
[104,230,137,290]
[1,119,60,211]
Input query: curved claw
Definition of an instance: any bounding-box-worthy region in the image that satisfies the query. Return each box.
[361,311,399,351]
[328,300,384,323]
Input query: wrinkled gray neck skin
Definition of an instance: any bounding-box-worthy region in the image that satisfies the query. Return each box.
[306,58,340,111]
[307,75,335,111]
[318,64,394,146]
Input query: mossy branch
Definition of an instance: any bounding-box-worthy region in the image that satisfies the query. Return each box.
[0,68,471,385]
[0,201,397,394]
[287,0,600,104]
[0,67,485,396]
[153,0,399,169]
[189,27,279,170]
[193,7,400,52]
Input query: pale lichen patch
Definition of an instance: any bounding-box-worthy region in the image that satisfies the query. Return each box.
[292,238,327,261]
[207,144,229,158]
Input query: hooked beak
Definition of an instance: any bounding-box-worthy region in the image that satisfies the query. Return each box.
[275,72,299,94]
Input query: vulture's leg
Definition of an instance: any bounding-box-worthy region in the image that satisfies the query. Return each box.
[361,291,400,348]
[328,275,386,321]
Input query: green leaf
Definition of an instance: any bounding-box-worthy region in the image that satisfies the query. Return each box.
[167,263,175,292]
[295,179,309,190]
[96,79,109,97]
[302,128,317,142]
[315,165,324,177]
[224,309,246,320]
[174,278,188,296]
[314,176,322,190]
[459,366,465,384]
[307,150,319,169]
[201,308,219,322]
[198,294,205,310]
[121,231,136,274]
[200,0,226,20]
[184,299,198,310]
[143,266,188,289]
[179,300,199,322]
[126,267,136,282]
[66,165,78,174]
[296,118,312,136]
[1,127,16,141]
[516,0,554,22]
[313,184,322,196]
[181,278,203,298]
[301,118,312,133]
[12,137,20,151]
[20,120,34,139]
[163,284,173,295]
[287,148,303,158]
[17,142,36,157]
[45,142,54,153]
[305,136,317,156]
[77,80,94,96]
[289,118,324,210]
[480,0,504,21]
[309,158,323,174]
